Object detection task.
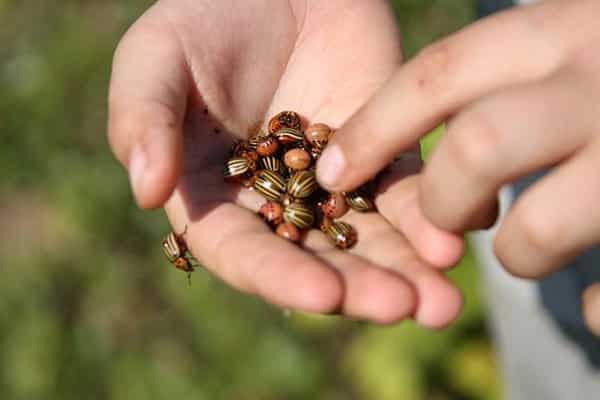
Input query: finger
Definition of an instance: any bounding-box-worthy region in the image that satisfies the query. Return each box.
[166,197,343,314]
[317,3,563,191]
[344,212,463,329]
[421,71,592,231]
[108,13,190,209]
[376,170,464,269]
[308,242,417,325]
[495,140,600,279]
[582,283,600,336]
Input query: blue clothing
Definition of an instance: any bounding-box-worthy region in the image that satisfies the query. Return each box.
[477,0,600,367]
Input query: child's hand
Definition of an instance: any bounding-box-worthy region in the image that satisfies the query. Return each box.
[316,0,600,332]
[108,0,463,327]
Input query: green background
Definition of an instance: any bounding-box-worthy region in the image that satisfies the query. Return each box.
[0,1,503,399]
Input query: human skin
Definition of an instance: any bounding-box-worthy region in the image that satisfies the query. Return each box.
[107,0,464,327]
[317,0,600,334]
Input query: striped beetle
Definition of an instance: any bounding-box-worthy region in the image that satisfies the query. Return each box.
[325,221,357,250]
[283,201,315,229]
[162,225,195,284]
[287,170,318,199]
[253,170,286,201]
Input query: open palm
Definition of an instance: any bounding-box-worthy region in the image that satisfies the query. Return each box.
[108,0,462,327]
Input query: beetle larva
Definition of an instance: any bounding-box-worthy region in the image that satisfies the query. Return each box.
[304,123,331,148]
[325,221,357,249]
[321,192,349,219]
[283,201,315,229]
[287,170,318,199]
[253,170,286,201]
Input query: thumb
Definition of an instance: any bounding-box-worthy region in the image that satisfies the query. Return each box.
[108,15,189,209]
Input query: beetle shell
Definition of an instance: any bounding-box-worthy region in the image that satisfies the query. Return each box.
[258,201,284,226]
[345,191,375,212]
[162,232,187,262]
[268,111,302,134]
[287,170,318,199]
[247,136,260,150]
[325,221,357,249]
[283,201,315,229]
[276,222,301,243]
[321,192,349,219]
[260,156,283,173]
[284,148,312,171]
[256,136,280,156]
[223,157,253,178]
[253,170,286,201]
[274,128,304,145]
[304,123,331,148]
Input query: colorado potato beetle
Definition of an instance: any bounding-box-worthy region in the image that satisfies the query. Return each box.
[253,170,287,201]
[256,136,280,156]
[268,111,302,133]
[345,191,375,212]
[259,201,284,226]
[162,226,195,284]
[223,157,255,179]
[260,156,283,173]
[321,192,349,219]
[325,221,357,250]
[287,170,318,199]
[304,123,331,148]
[274,127,304,145]
[284,148,312,171]
[283,201,315,229]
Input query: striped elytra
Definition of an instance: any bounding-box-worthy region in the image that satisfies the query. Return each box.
[345,191,375,212]
[223,157,251,178]
[274,127,304,145]
[287,170,318,199]
[283,201,315,229]
[253,170,286,201]
[260,156,283,173]
[162,232,185,262]
[325,221,357,249]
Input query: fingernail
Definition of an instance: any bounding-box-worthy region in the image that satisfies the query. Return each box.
[128,146,147,205]
[317,145,345,188]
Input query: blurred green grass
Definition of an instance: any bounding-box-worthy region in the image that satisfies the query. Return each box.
[0,1,502,399]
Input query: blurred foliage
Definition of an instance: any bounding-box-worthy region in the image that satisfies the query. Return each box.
[0,0,503,399]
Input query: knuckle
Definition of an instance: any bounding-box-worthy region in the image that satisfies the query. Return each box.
[412,40,460,94]
[446,111,503,178]
[514,208,565,257]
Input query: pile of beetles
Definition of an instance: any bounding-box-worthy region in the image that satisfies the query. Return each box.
[223,111,375,249]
